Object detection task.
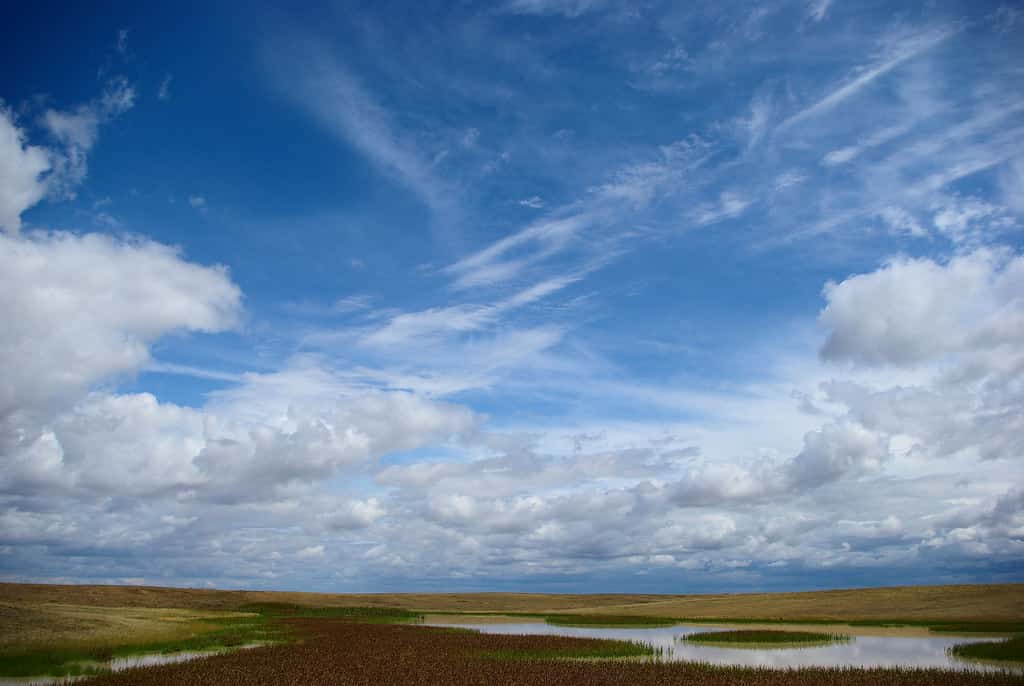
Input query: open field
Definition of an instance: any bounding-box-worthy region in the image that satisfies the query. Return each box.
[1,583,1021,680]
[3,582,1022,622]
[79,619,1024,686]
[0,601,251,650]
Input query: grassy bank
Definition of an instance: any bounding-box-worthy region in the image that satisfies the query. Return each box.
[949,637,1024,663]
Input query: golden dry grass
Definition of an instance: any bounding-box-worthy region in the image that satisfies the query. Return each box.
[0,600,251,653]
[564,584,1024,623]
[2,581,1021,652]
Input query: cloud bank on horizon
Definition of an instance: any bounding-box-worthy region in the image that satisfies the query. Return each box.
[0,0,1021,592]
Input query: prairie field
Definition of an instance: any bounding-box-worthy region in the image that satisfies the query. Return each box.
[2,582,1021,683]
[4,582,1022,620]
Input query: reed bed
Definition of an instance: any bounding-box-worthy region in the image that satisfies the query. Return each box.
[682,629,851,646]
[80,619,1024,686]
[949,637,1024,663]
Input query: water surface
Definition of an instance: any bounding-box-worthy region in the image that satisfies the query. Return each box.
[427,621,1021,673]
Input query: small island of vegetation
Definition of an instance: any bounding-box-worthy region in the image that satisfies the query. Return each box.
[949,637,1024,664]
[681,629,851,648]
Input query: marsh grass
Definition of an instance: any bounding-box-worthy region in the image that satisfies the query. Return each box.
[681,629,851,648]
[949,637,1024,663]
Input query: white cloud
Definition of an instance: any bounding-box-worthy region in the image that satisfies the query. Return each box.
[739,91,774,150]
[807,0,832,23]
[819,250,1024,367]
[0,230,241,450]
[931,196,1014,244]
[693,191,751,225]
[444,213,592,289]
[0,108,50,233]
[41,77,135,201]
[320,498,386,529]
[295,545,325,559]
[188,195,207,212]
[784,421,889,489]
[876,206,925,237]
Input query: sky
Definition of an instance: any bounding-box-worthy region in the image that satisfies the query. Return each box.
[1,0,1022,593]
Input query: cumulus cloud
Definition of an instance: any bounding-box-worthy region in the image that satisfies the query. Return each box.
[0,226,477,587]
[0,231,241,456]
[0,79,135,233]
[819,250,1024,367]
[0,109,51,233]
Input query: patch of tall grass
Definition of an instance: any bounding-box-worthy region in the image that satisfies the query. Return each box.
[681,629,851,646]
[949,637,1024,663]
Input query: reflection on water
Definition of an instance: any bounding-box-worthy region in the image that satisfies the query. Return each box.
[426,621,1022,673]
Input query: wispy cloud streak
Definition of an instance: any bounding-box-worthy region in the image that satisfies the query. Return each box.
[264,34,449,213]
[778,26,957,131]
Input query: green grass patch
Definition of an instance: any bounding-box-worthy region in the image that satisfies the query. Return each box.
[681,629,851,647]
[544,614,678,628]
[0,650,104,678]
[949,637,1024,663]
[0,614,282,677]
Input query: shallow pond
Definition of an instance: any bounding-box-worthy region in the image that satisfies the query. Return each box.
[426,621,1022,673]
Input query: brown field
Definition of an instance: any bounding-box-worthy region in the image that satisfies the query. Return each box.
[0,600,246,649]
[3,582,1022,620]
[80,618,1024,686]
[564,584,1024,623]
[2,582,1021,658]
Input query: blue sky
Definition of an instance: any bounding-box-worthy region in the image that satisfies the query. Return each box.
[1,0,1022,592]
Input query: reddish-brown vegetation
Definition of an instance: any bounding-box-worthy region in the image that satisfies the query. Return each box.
[82,619,1023,686]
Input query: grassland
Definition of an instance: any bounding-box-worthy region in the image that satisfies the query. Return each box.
[2,582,1021,680]
[76,619,1024,686]
[682,629,851,647]
[3,582,1022,622]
